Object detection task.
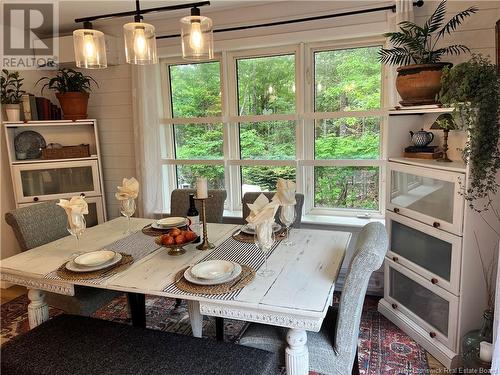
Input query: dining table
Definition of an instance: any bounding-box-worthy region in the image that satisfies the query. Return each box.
[0,217,350,375]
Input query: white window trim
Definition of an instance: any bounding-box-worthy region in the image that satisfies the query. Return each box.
[160,37,386,218]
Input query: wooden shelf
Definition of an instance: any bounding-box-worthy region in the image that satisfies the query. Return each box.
[388,107,453,116]
[3,120,96,128]
[11,156,98,165]
[388,157,466,173]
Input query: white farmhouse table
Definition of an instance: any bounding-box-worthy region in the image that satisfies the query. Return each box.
[0,217,350,375]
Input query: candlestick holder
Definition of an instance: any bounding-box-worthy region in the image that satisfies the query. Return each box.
[194,195,215,250]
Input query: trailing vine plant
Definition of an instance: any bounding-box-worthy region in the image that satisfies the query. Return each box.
[439,55,500,212]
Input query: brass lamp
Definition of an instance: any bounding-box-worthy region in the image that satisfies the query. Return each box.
[430,114,457,162]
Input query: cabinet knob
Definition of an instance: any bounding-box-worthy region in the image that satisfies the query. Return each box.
[391,303,398,309]
[392,256,399,262]
[429,332,437,338]
[431,278,438,284]
[393,208,400,214]
[433,222,440,228]
[33,197,39,202]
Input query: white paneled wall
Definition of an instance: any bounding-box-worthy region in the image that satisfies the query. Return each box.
[86,65,135,219]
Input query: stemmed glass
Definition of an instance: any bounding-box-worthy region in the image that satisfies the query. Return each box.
[279,204,296,246]
[67,213,86,252]
[120,198,136,234]
[254,221,276,277]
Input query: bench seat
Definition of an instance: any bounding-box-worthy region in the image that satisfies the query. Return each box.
[1,314,278,375]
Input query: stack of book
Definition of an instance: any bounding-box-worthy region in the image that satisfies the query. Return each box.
[404,145,443,159]
[21,94,62,121]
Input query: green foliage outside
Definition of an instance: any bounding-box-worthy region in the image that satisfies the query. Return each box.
[168,46,382,210]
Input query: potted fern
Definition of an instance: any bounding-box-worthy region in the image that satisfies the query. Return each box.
[1,69,25,121]
[379,0,477,106]
[37,68,98,120]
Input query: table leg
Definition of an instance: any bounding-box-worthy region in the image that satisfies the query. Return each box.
[285,328,309,375]
[187,300,203,338]
[215,317,224,341]
[126,292,146,328]
[27,289,49,329]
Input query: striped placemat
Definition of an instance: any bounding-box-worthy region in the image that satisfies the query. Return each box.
[162,236,281,300]
[44,231,161,284]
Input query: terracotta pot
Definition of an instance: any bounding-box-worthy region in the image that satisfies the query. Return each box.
[396,63,452,106]
[4,103,21,121]
[56,92,89,120]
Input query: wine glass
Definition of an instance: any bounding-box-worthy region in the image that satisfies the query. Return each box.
[279,204,296,246]
[67,213,86,253]
[254,222,276,277]
[120,198,136,234]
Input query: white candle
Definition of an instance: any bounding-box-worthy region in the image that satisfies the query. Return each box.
[196,177,208,199]
[480,341,493,363]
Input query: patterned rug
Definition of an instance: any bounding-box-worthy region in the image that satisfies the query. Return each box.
[1,293,429,374]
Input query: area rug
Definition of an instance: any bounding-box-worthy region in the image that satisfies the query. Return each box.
[1,293,429,374]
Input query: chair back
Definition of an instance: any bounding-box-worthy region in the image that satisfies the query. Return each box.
[333,222,388,370]
[170,189,227,223]
[5,201,68,251]
[242,192,304,228]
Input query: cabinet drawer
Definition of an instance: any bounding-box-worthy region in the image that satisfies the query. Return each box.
[387,162,465,236]
[12,160,101,203]
[386,211,462,295]
[384,259,459,351]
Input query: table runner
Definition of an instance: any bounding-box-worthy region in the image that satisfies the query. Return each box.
[44,231,161,284]
[162,236,280,300]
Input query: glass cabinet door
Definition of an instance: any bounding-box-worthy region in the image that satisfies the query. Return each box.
[13,160,101,203]
[387,162,464,235]
[386,212,461,294]
[386,260,458,350]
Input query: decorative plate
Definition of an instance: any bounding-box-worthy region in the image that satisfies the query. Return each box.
[184,262,242,285]
[190,260,235,280]
[14,131,46,159]
[66,253,122,273]
[240,223,282,235]
[73,250,117,267]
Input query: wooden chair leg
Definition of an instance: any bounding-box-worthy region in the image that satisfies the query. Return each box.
[352,346,360,375]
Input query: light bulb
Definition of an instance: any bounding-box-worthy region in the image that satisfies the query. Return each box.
[83,32,96,61]
[189,21,203,51]
[134,26,147,58]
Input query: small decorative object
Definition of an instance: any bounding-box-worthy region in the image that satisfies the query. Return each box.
[409,129,434,147]
[479,341,493,363]
[462,309,493,367]
[194,195,214,250]
[14,130,46,160]
[115,177,139,234]
[41,144,90,160]
[57,195,88,252]
[1,69,25,121]
[439,55,500,211]
[36,68,98,120]
[379,0,477,106]
[196,177,208,199]
[430,113,457,162]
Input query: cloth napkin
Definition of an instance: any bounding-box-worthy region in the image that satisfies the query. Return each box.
[115,177,139,200]
[246,194,279,247]
[57,195,88,230]
[274,178,296,205]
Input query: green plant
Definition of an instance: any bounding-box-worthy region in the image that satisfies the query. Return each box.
[36,68,98,94]
[1,69,25,104]
[379,0,477,66]
[439,55,500,212]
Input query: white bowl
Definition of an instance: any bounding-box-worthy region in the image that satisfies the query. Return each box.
[74,250,117,267]
[190,260,235,280]
[156,217,187,228]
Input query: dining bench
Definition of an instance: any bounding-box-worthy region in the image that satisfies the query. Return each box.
[1,314,278,375]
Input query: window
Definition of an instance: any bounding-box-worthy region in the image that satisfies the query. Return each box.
[161,41,384,217]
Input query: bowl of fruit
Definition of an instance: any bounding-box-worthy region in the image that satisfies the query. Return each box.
[155,227,198,256]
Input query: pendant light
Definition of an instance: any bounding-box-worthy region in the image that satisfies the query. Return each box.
[180,7,214,61]
[123,8,158,65]
[73,21,107,69]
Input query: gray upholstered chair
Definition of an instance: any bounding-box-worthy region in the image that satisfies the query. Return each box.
[242,192,304,228]
[239,222,388,375]
[5,201,121,316]
[169,189,227,223]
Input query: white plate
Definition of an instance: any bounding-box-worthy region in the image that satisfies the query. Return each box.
[154,217,188,229]
[240,223,281,235]
[66,253,122,273]
[184,262,242,285]
[190,260,235,280]
[74,250,116,267]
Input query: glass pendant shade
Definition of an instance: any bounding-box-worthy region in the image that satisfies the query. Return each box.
[123,22,158,65]
[73,29,107,69]
[180,15,214,61]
